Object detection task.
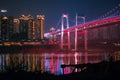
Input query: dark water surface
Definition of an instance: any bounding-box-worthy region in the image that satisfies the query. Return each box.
[0,49,120,75]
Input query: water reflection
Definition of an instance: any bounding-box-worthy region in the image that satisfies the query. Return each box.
[0,51,120,75]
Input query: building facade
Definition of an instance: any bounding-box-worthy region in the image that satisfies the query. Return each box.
[0,16,14,41]
[0,14,45,42]
[13,19,20,33]
[19,15,34,41]
[36,15,44,40]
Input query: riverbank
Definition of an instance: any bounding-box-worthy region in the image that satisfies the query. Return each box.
[0,60,120,80]
[0,44,120,53]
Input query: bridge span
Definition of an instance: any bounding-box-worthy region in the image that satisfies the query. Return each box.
[49,15,120,51]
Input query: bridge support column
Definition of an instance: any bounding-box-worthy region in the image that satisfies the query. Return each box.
[61,31,63,49]
[85,51,88,63]
[75,28,78,51]
[68,30,70,50]
[84,30,87,51]
[84,30,88,63]
[61,14,69,50]
[61,26,64,49]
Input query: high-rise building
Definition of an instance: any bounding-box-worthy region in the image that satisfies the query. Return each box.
[0,14,45,42]
[36,15,44,40]
[0,16,14,41]
[13,19,20,33]
[19,15,34,40]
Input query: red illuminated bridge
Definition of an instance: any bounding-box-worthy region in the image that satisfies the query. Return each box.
[48,15,120,51]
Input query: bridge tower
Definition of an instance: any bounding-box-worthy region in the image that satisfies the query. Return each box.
[75,14,87,51]
[61,14,70,50]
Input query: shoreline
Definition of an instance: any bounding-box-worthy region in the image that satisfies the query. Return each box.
[0,44,120,53]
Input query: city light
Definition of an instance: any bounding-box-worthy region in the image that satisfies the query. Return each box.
[0,9,7,12]
[0,14,45,46]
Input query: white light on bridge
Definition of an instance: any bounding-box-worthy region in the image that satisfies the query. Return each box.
[63,14,68,18]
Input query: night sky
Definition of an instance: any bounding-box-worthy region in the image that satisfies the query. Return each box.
[0,0,120,32]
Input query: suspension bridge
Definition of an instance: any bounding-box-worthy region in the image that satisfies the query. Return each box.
[47,4,120,51]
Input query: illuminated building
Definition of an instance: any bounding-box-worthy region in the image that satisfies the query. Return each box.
[19,15,34,40]
[0,14,45,42]
[0,16,8,41]
[50,27,56,42]
[0,19,1,40]
[13,19,20,33]
[36,15,44,40]
[0,16,14,41]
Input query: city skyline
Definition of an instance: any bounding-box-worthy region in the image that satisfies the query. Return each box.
[0,0,120,32]
[0,15,44,42]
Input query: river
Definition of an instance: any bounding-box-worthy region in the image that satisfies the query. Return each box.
[0,49,120,75]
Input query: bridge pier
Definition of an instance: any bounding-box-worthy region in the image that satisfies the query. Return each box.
[61,14,64,49]
[84,30,87,51]
[74,29,88,51]
[75,28,78,51]
[61,30,64,49]
[61,14,71,50]
[68,30,70,50]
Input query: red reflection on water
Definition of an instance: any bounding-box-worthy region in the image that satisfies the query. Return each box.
[0,51,119,75]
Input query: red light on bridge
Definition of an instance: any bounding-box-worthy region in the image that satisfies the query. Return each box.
[63,30,68,34]
[78,31,84,34]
